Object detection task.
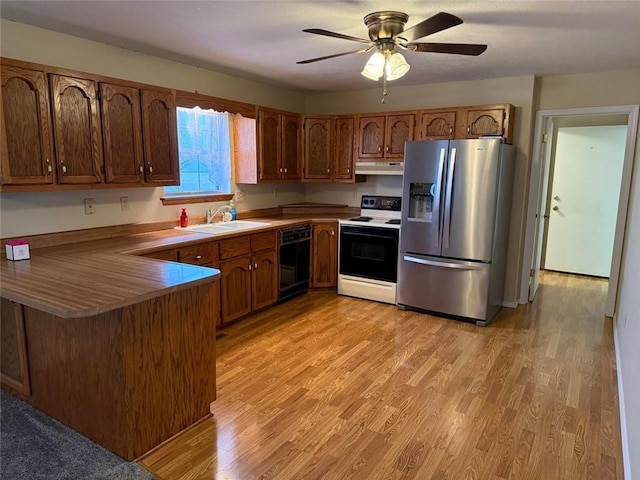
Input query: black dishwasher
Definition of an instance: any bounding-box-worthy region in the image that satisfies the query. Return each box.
[278,224,312,301]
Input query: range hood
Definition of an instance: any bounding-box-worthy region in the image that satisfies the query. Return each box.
[355,161,404,176]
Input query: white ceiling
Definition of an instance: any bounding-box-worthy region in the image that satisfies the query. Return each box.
[2,1,640,93]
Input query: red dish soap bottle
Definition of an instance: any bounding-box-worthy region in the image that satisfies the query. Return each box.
[179,208,188,228]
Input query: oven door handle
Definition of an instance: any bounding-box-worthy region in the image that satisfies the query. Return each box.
[403,255,484,270]
[341,231,398,241]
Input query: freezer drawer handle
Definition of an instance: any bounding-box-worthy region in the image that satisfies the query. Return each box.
[403,255,483,270]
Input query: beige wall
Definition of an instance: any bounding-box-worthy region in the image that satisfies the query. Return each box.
[536,69,640,480]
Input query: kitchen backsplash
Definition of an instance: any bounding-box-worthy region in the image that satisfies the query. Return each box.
[305,175,403,206]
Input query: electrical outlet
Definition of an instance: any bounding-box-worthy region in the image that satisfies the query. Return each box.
[235,190,245,201]
[84,198,95,215]
[120,196,129,211]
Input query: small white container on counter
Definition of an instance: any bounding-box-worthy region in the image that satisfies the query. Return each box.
[6,239,30,261]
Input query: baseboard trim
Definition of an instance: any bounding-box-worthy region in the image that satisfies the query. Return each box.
[613,317,632,480]
[502,300,518,308]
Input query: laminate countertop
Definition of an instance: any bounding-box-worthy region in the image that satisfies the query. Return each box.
[0,215,348,318]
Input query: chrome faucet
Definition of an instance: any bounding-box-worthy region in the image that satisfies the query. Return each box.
[206,205,232,224]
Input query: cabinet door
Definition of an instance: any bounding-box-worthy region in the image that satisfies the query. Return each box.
[464,108,505,138]
[312,223,337,288]
[50,75,103,184]
[357,116,385,159]
[1,298,31,396]
[384,114,414,159]
[100,83,144,183]
[303,117,331,180]
[258,109,281,181]
[220,256,252,323]
[419,111,456,140]
[141,89,179,185]
[251,250,278,311]
[281,114,301,180]
[333,116,356,181]
[1,66,55,185]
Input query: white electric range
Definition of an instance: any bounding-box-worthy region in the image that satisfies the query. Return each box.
[338,195,402,304]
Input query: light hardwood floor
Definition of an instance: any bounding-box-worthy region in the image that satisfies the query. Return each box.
[140,271,622,479]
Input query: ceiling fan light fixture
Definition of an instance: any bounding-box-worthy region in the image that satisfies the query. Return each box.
[385,51,410,80]
[361,51,385,80]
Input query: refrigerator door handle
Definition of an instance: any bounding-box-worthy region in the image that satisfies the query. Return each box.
[443,147,456,248]
[403,255,484,270]
[435,148,446,247]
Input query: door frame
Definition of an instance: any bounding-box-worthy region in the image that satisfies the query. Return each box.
[520,105,639,316]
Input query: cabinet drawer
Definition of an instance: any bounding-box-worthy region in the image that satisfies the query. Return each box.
[178,243,216,267]
[251,231,276,252]
[143,249,177,262]
[219,236,251,260]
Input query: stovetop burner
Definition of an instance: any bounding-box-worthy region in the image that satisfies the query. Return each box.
[349,216,373,222]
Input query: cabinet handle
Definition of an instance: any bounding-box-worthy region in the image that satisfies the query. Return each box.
[248,264,252,270]
[284,168,288,173]
[46,159,52,174]
[139,164,143,173]
[327,168,330,174]
[467,126,471,135]
[279,167,283,173]
[377,145,382,153]
[449,126,453,136]
[347,168,350,174]
[196,255,202,260]
[61,164,67,175]
[254,263,258,269]
[385,145,389,153]
[331,230,335,236]
[148,164,153,173]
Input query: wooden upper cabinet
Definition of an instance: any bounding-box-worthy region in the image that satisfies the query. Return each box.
[358,116,385,159]
[304,117,332,180]
[100,83,144,184]
[258,109,280,181]
[50,74,103,184]
[454,104,515,144]
[140,89,179,185]
[333,116,356,181]
[385,114,414,158]
[419,111,456,140]
[281,114,301,180]
[358,113,414,160]
[257,108,301,182]
[1,66,55,185]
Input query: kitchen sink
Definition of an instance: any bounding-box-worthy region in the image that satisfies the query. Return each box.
[177,220,271,235]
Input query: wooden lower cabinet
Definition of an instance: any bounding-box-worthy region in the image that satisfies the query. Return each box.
[220,256,253,323]
[0,298,31,396]
[251,249,278,311]
[219,230,278,324]
[311,222,337,288]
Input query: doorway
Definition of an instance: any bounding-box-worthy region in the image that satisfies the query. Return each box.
[544,124,627,277]
[520,105,639,316]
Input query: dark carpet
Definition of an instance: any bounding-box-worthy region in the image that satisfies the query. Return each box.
[0,392,156,480]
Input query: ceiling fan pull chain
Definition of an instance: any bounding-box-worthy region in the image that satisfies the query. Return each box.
[381,70,388,104]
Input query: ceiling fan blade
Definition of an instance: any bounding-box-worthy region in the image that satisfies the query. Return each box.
[397,12,463,42]
[302,28,371,44]
[410,42,488,56]
[297,48,368,64]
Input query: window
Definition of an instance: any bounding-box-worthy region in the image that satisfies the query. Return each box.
[164,106,232,197]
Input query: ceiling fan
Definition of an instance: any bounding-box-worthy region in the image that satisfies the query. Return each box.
[297,11,487,82]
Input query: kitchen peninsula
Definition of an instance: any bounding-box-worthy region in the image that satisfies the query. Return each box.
[0,231,221,461]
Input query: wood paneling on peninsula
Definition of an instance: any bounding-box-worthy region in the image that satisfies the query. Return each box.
[24,283,217,460]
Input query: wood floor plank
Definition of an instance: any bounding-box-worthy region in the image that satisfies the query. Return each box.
[140,271,623,479]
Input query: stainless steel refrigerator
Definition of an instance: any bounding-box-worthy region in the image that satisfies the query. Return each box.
[397,138,515,326]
